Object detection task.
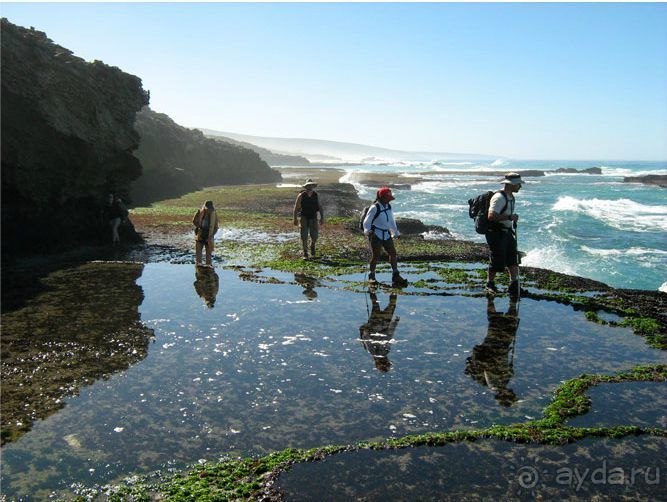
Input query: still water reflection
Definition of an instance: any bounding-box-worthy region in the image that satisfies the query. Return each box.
[1,262,664,498]
[276,436,667,500]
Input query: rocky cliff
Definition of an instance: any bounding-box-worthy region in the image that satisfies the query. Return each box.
[1,19,149,256]
[131,109,282,206]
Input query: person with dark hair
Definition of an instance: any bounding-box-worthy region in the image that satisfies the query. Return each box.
[192,200,218,267]
[485,172,523,297]
[106,193,128,245]
[293,179,325,258]
[359,292,400,373]
[362,187,408,287]
[465,296,520,407]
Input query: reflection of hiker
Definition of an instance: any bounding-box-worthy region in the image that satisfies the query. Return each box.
[359,292,400,372]
[294,272,319,300]
[485,173,523,297]
[105,193,128,245]
[465,296,520,407]
[293,179,325,259]
[362,187,408,287]
[192,200,219,267]
[194,266,219,308]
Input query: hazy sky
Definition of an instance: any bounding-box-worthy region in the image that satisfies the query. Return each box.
[2,2,667,160]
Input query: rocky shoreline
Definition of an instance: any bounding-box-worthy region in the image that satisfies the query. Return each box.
[2,172,665,499]
[623,174,667,188]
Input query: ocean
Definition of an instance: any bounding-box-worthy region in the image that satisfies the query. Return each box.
[334,160,666,292]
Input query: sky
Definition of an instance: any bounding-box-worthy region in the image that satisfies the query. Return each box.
[2,2,667,160]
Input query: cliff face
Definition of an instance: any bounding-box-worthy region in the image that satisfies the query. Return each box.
[1,19,149,256]
[131,108,282,206]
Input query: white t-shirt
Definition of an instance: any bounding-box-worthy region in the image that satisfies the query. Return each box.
[363,201,400,240]
[489,191,515,230]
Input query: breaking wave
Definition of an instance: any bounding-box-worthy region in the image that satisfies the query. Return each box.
[553,196,667,232]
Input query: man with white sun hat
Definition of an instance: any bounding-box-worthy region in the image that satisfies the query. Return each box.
[485,172,523,297]
[293,179,325,258]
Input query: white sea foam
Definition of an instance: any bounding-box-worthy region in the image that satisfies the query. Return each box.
[599,167,667,177]
[580,246,667,257]
[553,196,667,232]
[521,246,580,276]
[398,210,442,222]
[660,282,667,293]
[491,159,508,167]
[425,203,468,211]
[411,180,490,193]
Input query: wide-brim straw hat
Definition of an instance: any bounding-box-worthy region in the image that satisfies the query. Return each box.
[302,178,318,188]
[499,172,524,185]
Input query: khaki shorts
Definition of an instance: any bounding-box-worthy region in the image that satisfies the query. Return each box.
[369,233,396,257]
[300,217,319,241]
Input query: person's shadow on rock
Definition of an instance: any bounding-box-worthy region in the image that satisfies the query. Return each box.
[465,296,520,407]
[194,266,219,308]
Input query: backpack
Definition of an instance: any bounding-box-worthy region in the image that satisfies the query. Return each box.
[359,202,389,231]
[468,191,508,234]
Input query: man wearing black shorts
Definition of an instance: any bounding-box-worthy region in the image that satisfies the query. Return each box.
[485,173,523,297]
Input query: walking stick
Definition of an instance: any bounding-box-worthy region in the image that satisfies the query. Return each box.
[514,221,521,314]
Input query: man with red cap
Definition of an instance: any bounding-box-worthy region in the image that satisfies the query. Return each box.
[362,187,408,287]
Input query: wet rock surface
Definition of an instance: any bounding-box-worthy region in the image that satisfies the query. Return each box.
[623,174,667,188]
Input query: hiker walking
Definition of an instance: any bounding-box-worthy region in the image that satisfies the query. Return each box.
[293,179,324,258]
[359,292,400,372]
[362,187,408,287]
[485,173,523,297]
[193,200,219,267]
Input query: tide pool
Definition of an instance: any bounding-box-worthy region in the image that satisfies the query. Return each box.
[1,262,664,498]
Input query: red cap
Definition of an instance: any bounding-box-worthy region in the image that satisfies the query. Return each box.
[377,187,395,201]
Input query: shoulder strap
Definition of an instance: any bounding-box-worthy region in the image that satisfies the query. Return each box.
[370,202,383,223]
[495,190,509,214]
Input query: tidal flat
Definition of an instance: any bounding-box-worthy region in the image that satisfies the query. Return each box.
[1,178,665,500]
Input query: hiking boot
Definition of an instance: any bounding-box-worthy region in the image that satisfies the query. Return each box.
[508,280,520,298]
[303,251,309,259]
[485,281,499,295]
[310,244,316,257]
[392,273,408,287]
[368,273,378,284]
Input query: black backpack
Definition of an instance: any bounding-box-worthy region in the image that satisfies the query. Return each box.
[468,190,507,234]
[359,202,389,231]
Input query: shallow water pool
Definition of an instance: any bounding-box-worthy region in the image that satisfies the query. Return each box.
[1,262,664,498]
